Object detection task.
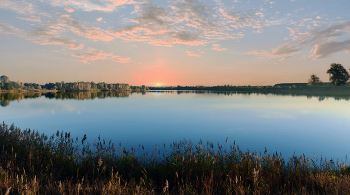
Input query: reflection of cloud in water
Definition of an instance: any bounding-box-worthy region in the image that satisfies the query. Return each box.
[4,98,85,117]
[259,112,295,119]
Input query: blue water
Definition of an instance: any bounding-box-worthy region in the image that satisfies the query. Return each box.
[1,91,350,162]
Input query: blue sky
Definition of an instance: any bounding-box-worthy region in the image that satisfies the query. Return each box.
[1,0,350,86]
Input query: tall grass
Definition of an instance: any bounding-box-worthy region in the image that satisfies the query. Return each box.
[1,122,350,194]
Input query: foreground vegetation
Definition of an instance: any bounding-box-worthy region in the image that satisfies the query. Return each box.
[1,122,350,194]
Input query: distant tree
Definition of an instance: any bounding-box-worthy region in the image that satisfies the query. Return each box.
[326,63,350,86]
[90,81,96,89]
[308,74,321,85]
[0,75,10,83]
[55,82,62,90]
[45,83,56,90]
[4,82,13,90]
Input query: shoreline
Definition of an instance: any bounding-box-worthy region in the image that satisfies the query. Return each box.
[0,89,133,93]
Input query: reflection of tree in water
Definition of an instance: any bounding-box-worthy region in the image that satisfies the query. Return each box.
[0,93,41,107]
[0,91,131,106]
[191,91,350,102]
[0,99,10,107]
[148,90,350,101]
[1,90,350,106]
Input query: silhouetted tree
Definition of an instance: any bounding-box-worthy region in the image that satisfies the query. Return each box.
[326,63,349,86]
[308,74,321,85]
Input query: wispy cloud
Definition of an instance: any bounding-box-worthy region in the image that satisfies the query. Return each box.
[212,44,227,51]
[114,57,131,63]
[186,51,201,57]
[248,21,350,61]
[0,23,83,50]
[17,16,42,23]
[313,40,350,59]
[54,14,114,41]
[48,0,139,12]
[108,0,269,47]
[0,0,36,14]
[72,48,130,63]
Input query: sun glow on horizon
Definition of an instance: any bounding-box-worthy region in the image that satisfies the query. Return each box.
[155,83,163,87]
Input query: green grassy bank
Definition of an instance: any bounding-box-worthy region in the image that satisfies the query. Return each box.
[0,122,350,194]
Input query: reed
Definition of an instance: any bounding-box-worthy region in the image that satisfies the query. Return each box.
[0,122,349,194]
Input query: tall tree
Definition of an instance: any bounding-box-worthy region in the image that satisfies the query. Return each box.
[308,74,321,85]
[326,63,350,86]
[0,75,9,83]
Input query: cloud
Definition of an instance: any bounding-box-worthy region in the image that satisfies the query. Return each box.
[72,48,117,61]
[17,16,42,23]
[0,0,35,14]
[48,0,139,12]
[96,17,103,22]
[72,48,130,63]
[109,0,135,6]
[49,0,114,12]
[212,44,227,51]
[38,38,83,50]
[53,14,114,41]
[114,57,131,63]
[109,4,206,46]
[271,43,301,56]
[0,23,83,50]
[246,50,270,55]
[107,0,270,47]
[274,56,291,64]
[170,0,215,31]
[313,40,350,59]
[218,7,268,31]
[186,51,201,57]
[64,7,74,13]
[248,21,350,61]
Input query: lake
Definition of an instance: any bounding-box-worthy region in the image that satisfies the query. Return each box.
[1,90,350,162]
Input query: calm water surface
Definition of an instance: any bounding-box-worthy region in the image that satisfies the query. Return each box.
[1,91,350,161]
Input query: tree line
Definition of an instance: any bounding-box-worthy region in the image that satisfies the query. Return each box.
[308,63,350,86]
[0,75,131,91]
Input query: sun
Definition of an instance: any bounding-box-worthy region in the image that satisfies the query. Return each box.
[155,83,163,87]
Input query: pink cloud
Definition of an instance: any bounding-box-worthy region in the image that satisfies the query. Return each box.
[106,2,259,48]
[72,48,118,61]
[114,57,131,63]
[49,0,115,12]
[0,23,83,50]
[72,48,130,63]
[56,14,114,41]
[246,50,270,55]
[109,0,136,6]
[0,0,35,14]
[39,38,83,50]
[64,7,74,13]
[212,44,227,51]
[186,51,201,57]
[17,16,41,23]
[96,17,103,22]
